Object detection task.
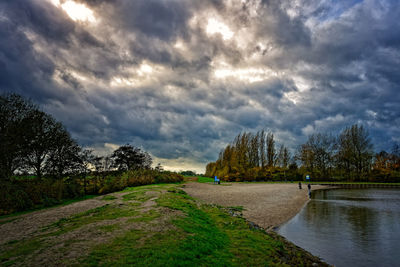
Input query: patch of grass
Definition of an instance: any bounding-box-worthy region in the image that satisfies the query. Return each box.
[46,204,139,236]
[167,188,187,195]
[128,209,161,223]
[82,229,147,266]
[156,189,194,211]
[99,224,121,233]
[204,205,287,266]
[122,183,180,192]
[122,191,153,202]
[196,176,215,183]
[0,239,44,265]
[101,195,117,201]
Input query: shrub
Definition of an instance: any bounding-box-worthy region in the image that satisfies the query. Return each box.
[0,169,183,215]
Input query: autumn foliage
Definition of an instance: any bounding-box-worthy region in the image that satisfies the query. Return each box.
[206,126,400,182]
[205,130,297,181]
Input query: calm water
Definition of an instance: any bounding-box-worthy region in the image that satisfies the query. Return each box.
[277,188,400,267]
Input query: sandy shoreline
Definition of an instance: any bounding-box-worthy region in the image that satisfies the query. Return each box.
[183,182,327,230]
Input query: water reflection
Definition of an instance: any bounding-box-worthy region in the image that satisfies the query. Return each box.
[278,189,400,267]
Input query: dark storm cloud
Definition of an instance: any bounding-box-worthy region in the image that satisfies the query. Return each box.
[1,0,399,172]
[0,8,54,98]
[115,0,191,41]
[259,0,311,48]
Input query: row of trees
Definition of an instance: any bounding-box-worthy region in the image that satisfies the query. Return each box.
[0,94,154,180]
[297,125,374,180]
[206,126,400,182]
[298,125,399,181]
[205,130,295,181]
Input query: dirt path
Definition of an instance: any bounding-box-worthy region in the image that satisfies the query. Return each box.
[183,183,326,230]
[0,192,130,245]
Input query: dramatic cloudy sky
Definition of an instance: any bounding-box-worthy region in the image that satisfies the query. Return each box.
[1,0,399,172]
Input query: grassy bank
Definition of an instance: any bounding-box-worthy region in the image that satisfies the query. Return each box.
[182,175,215,183]
[0,183,328,266]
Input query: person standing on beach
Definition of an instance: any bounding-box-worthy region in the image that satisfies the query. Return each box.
[307,184,311,198]
[298,182,302,189]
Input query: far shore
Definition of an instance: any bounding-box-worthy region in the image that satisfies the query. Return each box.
[183,182,327,230]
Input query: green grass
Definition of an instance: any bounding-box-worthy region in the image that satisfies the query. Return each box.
[0,239,44,265]
[128,209,161,223]
[196,176,215,183]
[11,175,38,180]
[45,204,139,236]
[99,224,121,233]
[122,191,153,202]
[101,195,117,201]
[122,183,181,192]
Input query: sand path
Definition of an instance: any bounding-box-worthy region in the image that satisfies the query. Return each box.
[0,192,130,245]
[183,182,326,230]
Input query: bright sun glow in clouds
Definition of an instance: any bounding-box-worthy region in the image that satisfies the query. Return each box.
[206,18,234,40]
[50,0,96,23]
[214,66,277,83]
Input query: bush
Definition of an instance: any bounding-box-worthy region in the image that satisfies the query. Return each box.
[0,182,34,215]
[0,169,183,215]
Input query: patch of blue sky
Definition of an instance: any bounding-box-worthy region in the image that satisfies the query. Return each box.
[315,0,364,22]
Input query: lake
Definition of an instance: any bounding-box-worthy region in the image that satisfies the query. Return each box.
[277,188,400,267]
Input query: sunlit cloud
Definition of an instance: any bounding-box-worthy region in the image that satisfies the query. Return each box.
[110,76,135,87]
[69,70,88,81]
[173,39,186,50]
[206,18,234,40]
[50,0,96,23]
[214,65,278,83]
[284,92,300,105]
[109,62,164,88]
[138,63,153,76]
[291,76,311,92]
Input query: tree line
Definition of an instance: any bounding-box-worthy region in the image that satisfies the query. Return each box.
[0,94,156,180]
[0,93,182,215]
[205,126,400,182]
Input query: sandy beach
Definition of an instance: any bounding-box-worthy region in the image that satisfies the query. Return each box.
[183,182,326,230]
